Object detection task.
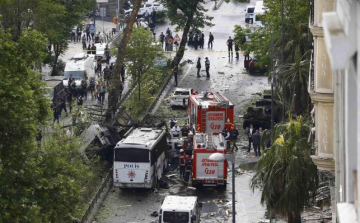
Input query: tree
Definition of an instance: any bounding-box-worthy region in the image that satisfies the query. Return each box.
[158,0,213,65]
[106,0,142,123]
[251,117,318,223]
[233,0,312,116]
[125,27,164,100]
[0,0,96,75]
[0,29,93,222]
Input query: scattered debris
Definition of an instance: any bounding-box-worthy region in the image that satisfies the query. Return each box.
[150,211,158,217]
[218,71,225,74]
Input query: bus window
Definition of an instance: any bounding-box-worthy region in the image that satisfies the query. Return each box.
[115,148,149,162]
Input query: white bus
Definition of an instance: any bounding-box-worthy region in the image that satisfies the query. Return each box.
[159,196,201,223]
[113,128,168,188]
[254,1,268,27]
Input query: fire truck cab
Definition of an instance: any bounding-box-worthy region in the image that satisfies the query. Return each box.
[191,132,227,188]
[188,91,234,134]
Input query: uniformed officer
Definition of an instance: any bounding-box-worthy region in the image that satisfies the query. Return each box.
[184,157,191,184]
[179,149,186,178]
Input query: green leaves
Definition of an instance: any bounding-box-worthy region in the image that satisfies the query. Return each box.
[251,117,318,220]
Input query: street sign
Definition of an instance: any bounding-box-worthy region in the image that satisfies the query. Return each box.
[100,7,106,17]
[174,34,181,42]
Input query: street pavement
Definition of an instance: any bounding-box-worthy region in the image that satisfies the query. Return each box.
[95,0,272,222]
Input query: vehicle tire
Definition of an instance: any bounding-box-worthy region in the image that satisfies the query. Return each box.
[217,183,227,191]
[245,18,248,23]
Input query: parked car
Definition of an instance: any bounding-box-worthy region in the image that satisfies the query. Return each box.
[125,3,165,17]
[170,88,191,107]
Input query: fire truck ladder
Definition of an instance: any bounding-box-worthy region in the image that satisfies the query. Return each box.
[201,109,207,132]
[213,92,230,108]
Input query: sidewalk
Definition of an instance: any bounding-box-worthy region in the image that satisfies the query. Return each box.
[47,20,130,128]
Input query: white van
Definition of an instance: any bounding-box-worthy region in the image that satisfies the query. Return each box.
[245,5,255,23]
[63,53,96,88]
[125,3,165,17]
[254,1,268,27]
[159,196,201,223]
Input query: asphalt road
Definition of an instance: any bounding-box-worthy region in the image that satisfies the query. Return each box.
[94,0,271,222]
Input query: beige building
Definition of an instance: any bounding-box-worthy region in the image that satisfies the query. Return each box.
[308,0,337,220]
[310,0,360,222]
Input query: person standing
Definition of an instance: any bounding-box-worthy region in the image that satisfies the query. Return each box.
[196,58,201,78]
[179,150,186,178]
[208,32,214,48]
[247,124,254,152]
[86,24,91,41]
[226,36,234,57]
[188,30,194,46]
[71,26,76,42]
[169,115,177,128]
[234,39,240,59]
[173,65,178,87]
[184,157,191,184]
[200,32,205,49]
[82,32,87,50]
[230,125,239,152]
[205,57,210,78]
[87,44,91,54]
[52,103,60,124]
[193,33,199,50]
[59,96,67,116]
[89,78,96,99]
[159,32,165,49]
[91,44,96,55]
[66,89,73,113]
[105,44,110,64]
[77,26,82,42]
[144,10,149,22]
[252,130,261,156]
[99,82,106,105]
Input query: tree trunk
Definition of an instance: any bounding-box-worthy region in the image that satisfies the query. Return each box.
[106,0,142,124]
[52,44,62,76]
[173,13,195,66]
[138,72,141,100]
[287,211,301,223]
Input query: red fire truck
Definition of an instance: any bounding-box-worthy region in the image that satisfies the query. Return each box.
[188,91,234,134]
[186,91,234,188]
[191,132,228,188]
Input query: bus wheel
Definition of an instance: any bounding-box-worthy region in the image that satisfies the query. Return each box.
[217,183,227,191]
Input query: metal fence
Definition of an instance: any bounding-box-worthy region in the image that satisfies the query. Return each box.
[80,170,112,223]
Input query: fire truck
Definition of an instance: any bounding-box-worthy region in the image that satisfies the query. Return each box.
[186,91,234,188]
[187,91,234,134]
[191,132,227,188]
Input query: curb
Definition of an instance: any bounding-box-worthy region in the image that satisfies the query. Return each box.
[212,0,225,10]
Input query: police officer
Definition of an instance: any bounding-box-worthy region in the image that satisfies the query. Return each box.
[179,149,186,178]
[196,58,201,78]
[205,57,210,78]
[226,36,234,57]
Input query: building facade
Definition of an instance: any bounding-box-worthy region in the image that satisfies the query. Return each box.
[322,0,360,222]
[308,0,338,220]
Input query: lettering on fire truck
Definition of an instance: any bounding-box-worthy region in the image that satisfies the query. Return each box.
[123,164,140,169]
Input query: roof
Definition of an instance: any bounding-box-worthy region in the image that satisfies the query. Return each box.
[190,91,233,108]
[65,57,89,72]
[161,196,197,211]
[117,128,164,148]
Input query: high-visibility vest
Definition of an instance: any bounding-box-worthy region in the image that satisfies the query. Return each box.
[179,155,185,166]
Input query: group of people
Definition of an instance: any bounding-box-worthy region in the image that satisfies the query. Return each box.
[221,125,240,152]
[247,124,264,156]
[196,57,211,78]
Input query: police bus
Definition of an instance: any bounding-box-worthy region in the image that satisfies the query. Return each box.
[113,128,168,188]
